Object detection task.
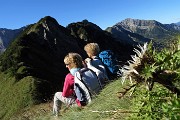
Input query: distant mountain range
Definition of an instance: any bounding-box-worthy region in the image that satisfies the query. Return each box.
[0,27,25,53]
[175,21,180,26]
[1,18,180,53]
[106,18,180,49]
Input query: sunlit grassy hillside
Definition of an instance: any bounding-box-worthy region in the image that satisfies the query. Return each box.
[34,77,179,120]
[35,79,132,120]
[0,73,36,120]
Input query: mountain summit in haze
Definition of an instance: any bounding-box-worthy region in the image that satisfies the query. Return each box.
[106,18,180,49]
[175,21,180,26]
[0,27,25,54]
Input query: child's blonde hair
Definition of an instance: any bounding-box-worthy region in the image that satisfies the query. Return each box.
[84,43,100,56]
[64,53,83,68]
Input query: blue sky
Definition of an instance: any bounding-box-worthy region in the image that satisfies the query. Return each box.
[1,0,180,30]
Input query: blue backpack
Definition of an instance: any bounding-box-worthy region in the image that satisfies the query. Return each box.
[98,50,119,76]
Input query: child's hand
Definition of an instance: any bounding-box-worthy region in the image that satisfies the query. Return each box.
[85,58,91,63]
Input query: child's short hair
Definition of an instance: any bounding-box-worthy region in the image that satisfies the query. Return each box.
[64,53,83,68]
[84,43,100,56]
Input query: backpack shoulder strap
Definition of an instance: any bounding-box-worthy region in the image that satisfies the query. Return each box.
[77,68,95,93]
[77,68,102,94]
[93,56,101,60]
[74,71,92,103]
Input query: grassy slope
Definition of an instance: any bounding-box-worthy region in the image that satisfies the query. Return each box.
[33,79,180,120]
[0,73,35,120]
[34,79,132,120]
[1,75,179,120]
[1,46,179,120]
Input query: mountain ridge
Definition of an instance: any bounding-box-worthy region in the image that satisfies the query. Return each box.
[113,18,180,38]
[1,18,180,53]
[106,18,180,49]
[67,19,134,61]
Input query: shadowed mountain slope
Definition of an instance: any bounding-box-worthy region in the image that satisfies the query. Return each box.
[67,19,134,62]
[0,16,85,102]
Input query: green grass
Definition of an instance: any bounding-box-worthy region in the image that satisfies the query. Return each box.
[0,73,36,120]
[35,79,132,120]
[34,79,180,120]
[1,73,179,120]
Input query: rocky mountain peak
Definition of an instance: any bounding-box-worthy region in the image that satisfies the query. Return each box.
[27,16,67,34]
[68,19,102,32]
[115,18,163,33]
[120,18,158,26]
[38,16,62,30]
[106,18,180,50]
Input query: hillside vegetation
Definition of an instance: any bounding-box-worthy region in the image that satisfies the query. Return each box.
[33,81,179,120]
[34,38,180,120]
[0,16,133,120]
[0,73,36,120]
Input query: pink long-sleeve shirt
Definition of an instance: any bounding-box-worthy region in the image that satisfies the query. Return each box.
[62,73,82,107]
[62,73,74,97]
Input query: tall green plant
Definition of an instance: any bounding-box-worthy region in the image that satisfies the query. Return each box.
[128,84,180,120]
[120,39,180,119]
[120,41,180,94]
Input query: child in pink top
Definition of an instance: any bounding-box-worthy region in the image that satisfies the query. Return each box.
[52,53,84,116]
